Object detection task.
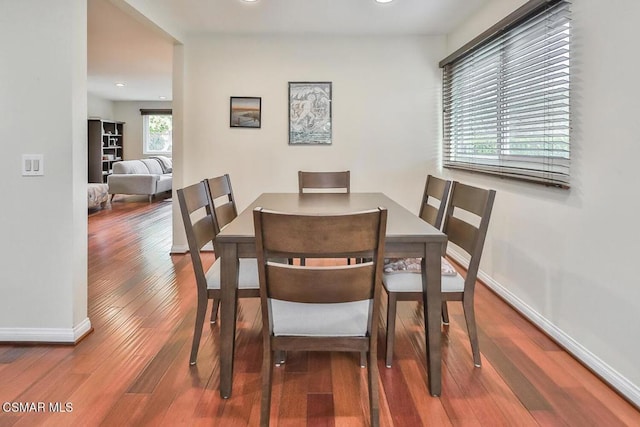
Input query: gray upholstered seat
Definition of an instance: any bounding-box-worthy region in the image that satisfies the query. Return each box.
[205,258,260,290]
[383,260,463,293]
[270,300,370,337]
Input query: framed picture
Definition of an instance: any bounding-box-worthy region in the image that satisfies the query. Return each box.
[288,82,332,145]
[230,97,261,128]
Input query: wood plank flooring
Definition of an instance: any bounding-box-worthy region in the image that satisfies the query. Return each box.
[1,197,638,426]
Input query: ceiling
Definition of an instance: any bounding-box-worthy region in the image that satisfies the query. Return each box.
[87,0,489,102]
[88,0,174,102]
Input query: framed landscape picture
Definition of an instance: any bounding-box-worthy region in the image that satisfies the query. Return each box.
[230,97,261,128]
[288,82,332,145]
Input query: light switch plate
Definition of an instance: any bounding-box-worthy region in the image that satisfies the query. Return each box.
[22,154,44,176]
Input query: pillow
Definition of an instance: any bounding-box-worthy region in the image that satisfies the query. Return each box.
[150,155,173,173]
[140,158,164,175]
[383,257,457,276]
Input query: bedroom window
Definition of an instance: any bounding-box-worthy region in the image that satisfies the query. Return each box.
[141,109,172,155]
[441,0,571,188]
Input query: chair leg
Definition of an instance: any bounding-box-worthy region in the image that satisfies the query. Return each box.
[274,350,286,366]
[210,299,220,323]
[189,295,208,365]
[360,351,366,368]
[368,349,380,427]
[385,292,398,368]
[462,296,481,367]
[260,347,274,426]
[441,301,450,325]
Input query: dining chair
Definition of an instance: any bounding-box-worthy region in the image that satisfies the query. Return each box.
[382,175,450,365]
[177,180,260,366]
[383,180,495,368]
[253,207,387,427]
[298,170,350,194]
[203,174,243,323]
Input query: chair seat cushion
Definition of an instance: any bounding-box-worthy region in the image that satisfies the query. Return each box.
[271,300,371,337]
[384,257,457,276]
[206,258,259,290]
[87,183,109,208]
[383,268,464,293]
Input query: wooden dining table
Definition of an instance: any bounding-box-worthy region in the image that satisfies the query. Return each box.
[214,192,448,398]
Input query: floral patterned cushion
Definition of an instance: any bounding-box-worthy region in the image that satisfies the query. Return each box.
[88,183,109,208]
[383,257,457,276]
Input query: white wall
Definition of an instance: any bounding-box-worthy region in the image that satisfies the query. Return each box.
[0,0,90,342]
[444,0,640,405]
[88,93,115,120]
[180,35,444,211]
[113,100,172,159]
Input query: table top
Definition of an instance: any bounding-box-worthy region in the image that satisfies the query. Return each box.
[216,192,446,245]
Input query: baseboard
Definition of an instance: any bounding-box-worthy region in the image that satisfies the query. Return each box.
[0,317,92,344]
[447,248,640,409]
[171,242,213,254]
[170,244,189,254]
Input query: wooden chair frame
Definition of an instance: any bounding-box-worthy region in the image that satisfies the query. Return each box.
[254,207,387,427]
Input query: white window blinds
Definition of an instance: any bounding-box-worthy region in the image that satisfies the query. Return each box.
[441,0,571,188]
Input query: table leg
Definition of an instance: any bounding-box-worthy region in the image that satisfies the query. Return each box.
[219,243,239,399]
[422,241,442,396]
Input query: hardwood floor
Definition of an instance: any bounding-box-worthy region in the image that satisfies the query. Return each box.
[1,198,638,426]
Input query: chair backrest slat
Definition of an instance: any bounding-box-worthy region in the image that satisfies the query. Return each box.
[419,175,451,230]
[265,263,376,303]
[192,215,217,250]
[207,174,233,199]
[445,216,477,255]
[298,171,350,194]
[449,181,490,217]
[419,204,440,228]
[215,202,236,230]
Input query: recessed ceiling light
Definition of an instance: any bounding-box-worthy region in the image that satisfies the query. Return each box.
[242,0,258,2]
[115,82,125,87]
[159,96,167,100]
[376,0,394,3]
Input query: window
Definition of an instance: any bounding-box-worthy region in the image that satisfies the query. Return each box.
[441,0,570,188]
[141,109,172,155]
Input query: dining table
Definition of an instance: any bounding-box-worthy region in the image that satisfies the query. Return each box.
[214,192,448,398]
